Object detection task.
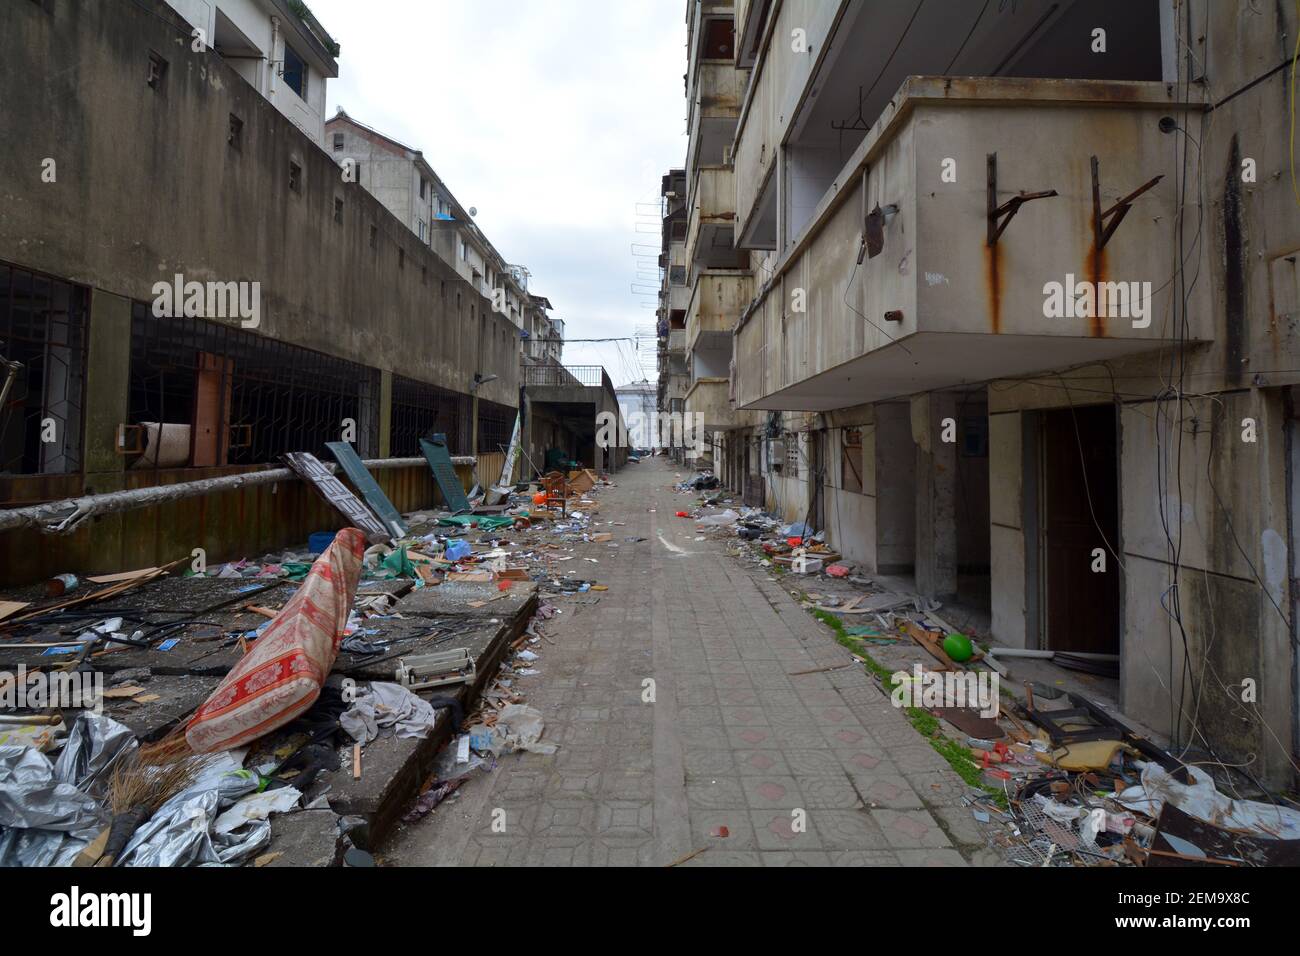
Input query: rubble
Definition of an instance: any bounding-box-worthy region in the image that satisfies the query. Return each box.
[674,476,1300,868]
[0,465,616,866]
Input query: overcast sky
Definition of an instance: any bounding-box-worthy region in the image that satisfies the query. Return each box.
[311,0,687,386]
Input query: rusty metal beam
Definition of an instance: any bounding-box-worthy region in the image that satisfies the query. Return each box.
[986,152,1058,246]
[1091,155,1164,251]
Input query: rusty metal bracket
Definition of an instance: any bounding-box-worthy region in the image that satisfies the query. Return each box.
[986,153,1058,246]
[1091,155,1163,251]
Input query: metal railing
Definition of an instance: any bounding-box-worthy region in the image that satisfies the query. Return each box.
[520,364,606,388]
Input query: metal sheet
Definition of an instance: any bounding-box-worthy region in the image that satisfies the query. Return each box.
[418,436,470,514]
[325,442,408,539]
[281,452,390,544]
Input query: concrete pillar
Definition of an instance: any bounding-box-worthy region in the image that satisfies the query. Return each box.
[377,369,393,458]
[911,393,958,601]
[81,289,132,570]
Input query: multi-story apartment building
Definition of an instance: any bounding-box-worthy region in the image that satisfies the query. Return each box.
[656,169,690,457]
[682,0,1300,789]
[325,111,562,355]
[0,0,522,580]
[164,0,339,145]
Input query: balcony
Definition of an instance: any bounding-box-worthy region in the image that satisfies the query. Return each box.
[686,270,752,352]
[733,76,1209,410]
[685,165,741,270]
[687,63,743,182]
[666,328,687,353]
[685,377,738,432]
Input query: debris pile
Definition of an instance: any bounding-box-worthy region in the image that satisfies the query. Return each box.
[676,474,1300,867]
[0,459,615,866]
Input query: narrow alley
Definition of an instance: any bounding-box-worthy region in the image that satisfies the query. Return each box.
[388,458,977,867]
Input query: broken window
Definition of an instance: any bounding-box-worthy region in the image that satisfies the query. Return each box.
[332,132,344,151]
[390,374,469,456]
[147,50,168,89]
[127,306,381,470]
[0,261,88,476]
[282,44,307,99]
[228,114,243,150]
[288,161,302,193]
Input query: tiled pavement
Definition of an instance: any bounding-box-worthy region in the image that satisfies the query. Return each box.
[385,458,985,866]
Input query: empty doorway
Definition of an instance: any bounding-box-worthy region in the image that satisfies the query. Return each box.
[1040,405,1120,653]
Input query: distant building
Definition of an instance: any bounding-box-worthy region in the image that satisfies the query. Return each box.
[615,381,657,449]
[325,110,562,365]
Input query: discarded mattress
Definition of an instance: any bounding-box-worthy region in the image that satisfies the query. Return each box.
[186,528,366,753]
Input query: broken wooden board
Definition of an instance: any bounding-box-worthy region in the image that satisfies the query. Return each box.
[281,451,390,544]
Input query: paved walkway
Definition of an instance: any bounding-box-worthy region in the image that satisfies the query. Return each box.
[386,458,982,866]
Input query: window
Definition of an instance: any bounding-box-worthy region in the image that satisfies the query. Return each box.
[369,224,378,249]
[418,219,427,242]
[841,428,863,494]
[419,178,427,199]
[147,51,168,89]
[398,248,405,270]
[228,114,243,150]
[128,306,381,466]
[0,262,88,476]
[333,197,343,223]
[288,161,302,193]
[282,44,307,99]
[390,375,470,456]
[332,132,344,151]
[459,240,468,261]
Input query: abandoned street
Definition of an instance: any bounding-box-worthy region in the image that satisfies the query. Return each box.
[388,458,978,867]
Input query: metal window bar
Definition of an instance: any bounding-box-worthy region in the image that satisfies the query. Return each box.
[475,397,515,454]
[0,261,88,477]
[127,306,380,472]
[390,374,470,457]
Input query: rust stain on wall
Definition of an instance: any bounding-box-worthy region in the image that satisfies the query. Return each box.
[984,242,1002,333]
[1087,234,1108,338]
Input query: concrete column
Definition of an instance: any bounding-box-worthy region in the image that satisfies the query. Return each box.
[82,289,132,570]
[82,289,131,491]
[911,393,958,602]
[377,369,393,458]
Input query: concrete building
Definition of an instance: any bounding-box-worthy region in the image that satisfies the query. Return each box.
[655,169,691,460]
[616,380,658,450]
[324,111,560,349]
[681,0,1300,789]
[164,0,339,146]
[0,0,523,581]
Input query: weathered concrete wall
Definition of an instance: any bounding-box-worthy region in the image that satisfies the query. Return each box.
[0,0,519,412]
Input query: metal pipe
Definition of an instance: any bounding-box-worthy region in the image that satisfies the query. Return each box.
[0,455,478,535]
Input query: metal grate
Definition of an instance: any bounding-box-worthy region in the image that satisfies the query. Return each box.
[475,397,515,455]
[128,306,380,469]
[390,374,469,457]
[0,261,88,476]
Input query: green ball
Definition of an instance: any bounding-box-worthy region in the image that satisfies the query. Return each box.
[942,632,973,662]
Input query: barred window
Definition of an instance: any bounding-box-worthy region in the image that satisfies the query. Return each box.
[0,261,88,476]
[128,305,380,470]
[390,374,469,457]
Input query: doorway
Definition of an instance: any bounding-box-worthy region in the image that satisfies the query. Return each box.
[1040,406,1120,653]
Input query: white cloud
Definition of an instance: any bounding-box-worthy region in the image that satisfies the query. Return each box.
[311,0,687,384]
